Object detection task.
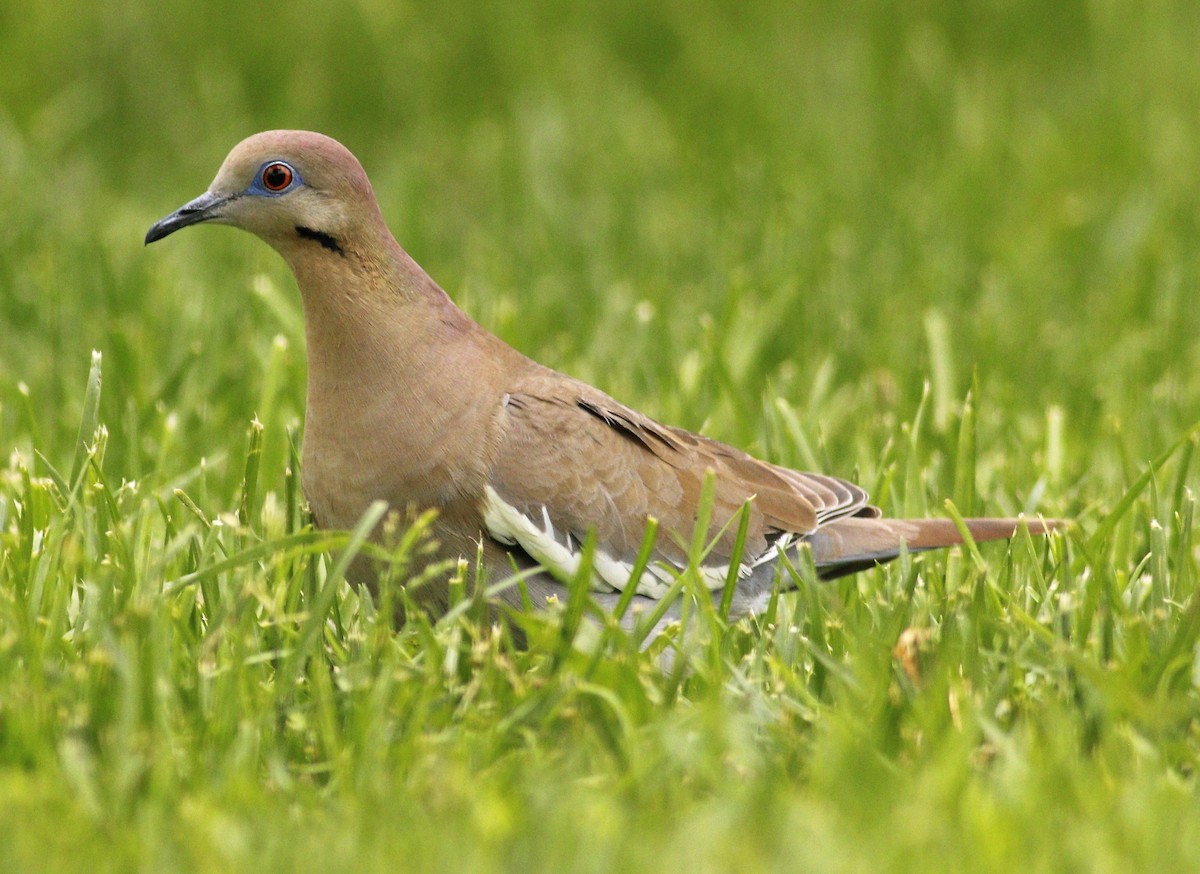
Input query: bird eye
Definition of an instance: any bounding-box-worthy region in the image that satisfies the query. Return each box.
[261,162,294,192]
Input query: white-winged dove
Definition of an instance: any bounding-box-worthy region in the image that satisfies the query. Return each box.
[146,131,1063,628]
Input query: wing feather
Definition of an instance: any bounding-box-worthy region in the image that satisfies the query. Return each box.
[483,375,876,598]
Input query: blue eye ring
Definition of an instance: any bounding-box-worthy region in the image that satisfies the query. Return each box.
[251,160,301,195]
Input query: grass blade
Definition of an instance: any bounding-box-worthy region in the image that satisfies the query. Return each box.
[70,350,103,488]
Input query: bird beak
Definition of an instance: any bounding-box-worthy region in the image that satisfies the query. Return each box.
[145,191,236,244]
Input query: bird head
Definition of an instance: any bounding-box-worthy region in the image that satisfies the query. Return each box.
[145,130,382,255]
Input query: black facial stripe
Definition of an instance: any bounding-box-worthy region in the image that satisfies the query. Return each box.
[295,225,345,256]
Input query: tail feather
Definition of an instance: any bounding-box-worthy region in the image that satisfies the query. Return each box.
[807,516,1065,580]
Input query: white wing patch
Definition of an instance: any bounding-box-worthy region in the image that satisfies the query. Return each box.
[482,486,772,600]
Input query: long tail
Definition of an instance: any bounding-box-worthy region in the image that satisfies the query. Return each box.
[807,516,1066,579]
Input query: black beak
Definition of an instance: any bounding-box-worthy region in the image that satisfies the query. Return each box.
[144,191,235,245]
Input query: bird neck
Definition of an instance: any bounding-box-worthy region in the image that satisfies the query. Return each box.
[279,232,518,521]
[283,235,478,399]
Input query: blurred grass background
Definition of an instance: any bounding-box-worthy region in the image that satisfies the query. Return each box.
[1,0,1199,871]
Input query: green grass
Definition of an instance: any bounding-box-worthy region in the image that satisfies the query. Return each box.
[2,0,1200,870]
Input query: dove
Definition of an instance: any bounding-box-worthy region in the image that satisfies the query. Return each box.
[146,130,1061,631]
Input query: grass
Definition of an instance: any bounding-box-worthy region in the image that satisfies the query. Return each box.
[2,0,1200,870]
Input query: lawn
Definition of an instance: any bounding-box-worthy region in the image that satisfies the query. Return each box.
[2,0,1199,871]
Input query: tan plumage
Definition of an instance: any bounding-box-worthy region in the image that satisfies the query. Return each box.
[146,130,1063,630]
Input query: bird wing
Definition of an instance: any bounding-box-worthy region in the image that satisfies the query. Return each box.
[482,373,874,598]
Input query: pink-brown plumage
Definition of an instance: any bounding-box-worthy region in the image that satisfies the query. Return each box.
[146,131,1064,630]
